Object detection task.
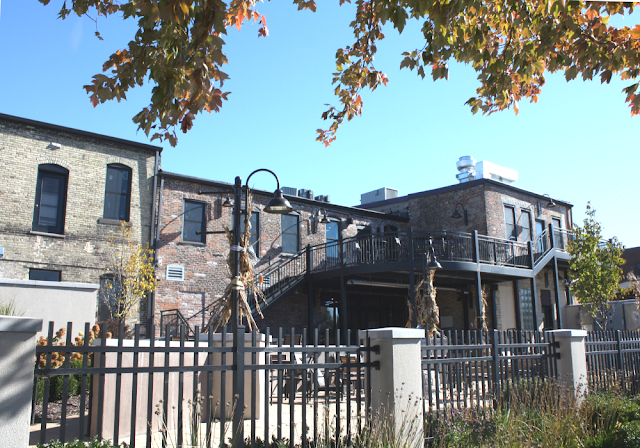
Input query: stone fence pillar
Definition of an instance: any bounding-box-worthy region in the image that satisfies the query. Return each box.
[548,329,588,399]
[0,316,43,448]
[366,328,424,447]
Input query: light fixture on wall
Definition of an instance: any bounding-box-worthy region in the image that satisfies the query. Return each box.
[450,203,468,226]
[318,209,330,224]
[537,194,556,214]
[222,196,233,208]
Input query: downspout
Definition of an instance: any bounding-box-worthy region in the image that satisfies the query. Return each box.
[147,150,161,336]
[148,171,165,337]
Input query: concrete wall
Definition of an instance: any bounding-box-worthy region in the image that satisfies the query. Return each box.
[0,115,158,325]
[90,333,266,439]
[0,278,98,337]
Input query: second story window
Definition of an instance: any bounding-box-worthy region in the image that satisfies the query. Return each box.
[33,164,68,235]
[520,210,532,242]
[183,200,206,243]
[104,164,132,221]
[504,206,516,240]
[281,214,300,254]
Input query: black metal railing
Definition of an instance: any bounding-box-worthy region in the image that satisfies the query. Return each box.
[586,330,640,394]
[422,330,558,413]
[32,321,375,448]
[167,226,574,322]
[477,236,529,268]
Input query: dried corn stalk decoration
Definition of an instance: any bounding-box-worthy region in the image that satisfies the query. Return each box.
[480,284,490,331]
[204,191,267,333]
[408,268,440,336]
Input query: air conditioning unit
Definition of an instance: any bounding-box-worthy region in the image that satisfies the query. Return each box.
[282,186,297,196]
[166,265,185,281]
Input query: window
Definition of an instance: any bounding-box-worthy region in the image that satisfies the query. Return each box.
[29,269,61,282]
[520,210,533,242]
[33,164,68,235]
[535,219,547,252]
[326,221,340,261]
[504,206,516,240]
[552,217,564,249]
[98,274,121,321]
[281,214,300,254]
[520,287,535,330]
[103,164,132,221]
[239,212,260,255]
[183,200,206,243]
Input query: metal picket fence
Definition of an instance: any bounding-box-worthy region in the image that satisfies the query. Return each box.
[32,321,375,448]
[586,330,640,394]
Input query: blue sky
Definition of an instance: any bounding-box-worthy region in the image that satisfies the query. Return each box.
[1,2,639,247]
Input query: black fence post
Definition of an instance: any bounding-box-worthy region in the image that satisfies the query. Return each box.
[616,330,626,387]
[233,325,246,447]
[492,330,500,408]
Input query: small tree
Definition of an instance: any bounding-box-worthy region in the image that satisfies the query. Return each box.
[100,222,156,330]
[568,203,625,330]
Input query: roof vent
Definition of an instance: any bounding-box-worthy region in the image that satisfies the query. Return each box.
[456,156,476,183]
[166,265,185,281]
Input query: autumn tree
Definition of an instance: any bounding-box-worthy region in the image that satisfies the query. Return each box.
[40,0,640,146]
[568,203,625,330]
[100,222,156,331]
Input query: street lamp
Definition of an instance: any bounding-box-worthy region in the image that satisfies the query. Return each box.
[213,169,293,447]
[229,169,293,328]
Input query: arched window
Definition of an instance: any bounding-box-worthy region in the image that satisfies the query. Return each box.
[104,164,132,221]
[32,164,68,235]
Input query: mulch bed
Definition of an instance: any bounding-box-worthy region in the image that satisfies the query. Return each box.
[33,395,90,423]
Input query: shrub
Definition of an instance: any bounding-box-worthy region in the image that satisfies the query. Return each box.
[37,436,126,447]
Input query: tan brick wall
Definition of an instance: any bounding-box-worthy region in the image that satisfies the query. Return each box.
[0,117,158,323]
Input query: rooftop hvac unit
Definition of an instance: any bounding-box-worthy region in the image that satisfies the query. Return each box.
[360,187,399,205]
[298,189,308,198]
[282,186,297,196]
[306,190,314,199]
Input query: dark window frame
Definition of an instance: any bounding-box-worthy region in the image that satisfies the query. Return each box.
[504,205,516,240]
[183,200,206,243]
[281,213,301,254]
[520,210,533,242]
[29,268,61,282]
[103,164,132,222]
[32,164,68,235]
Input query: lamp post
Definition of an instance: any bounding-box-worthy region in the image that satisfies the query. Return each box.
[222,170,293,447]
[228,169,293,329]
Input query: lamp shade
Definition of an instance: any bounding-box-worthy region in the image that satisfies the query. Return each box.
[264,189,294,214]
[222,196,233,208]
[451,209,462,219]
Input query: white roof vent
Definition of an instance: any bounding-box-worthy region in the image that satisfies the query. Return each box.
[456,156,476,183]
[166,265,185,281]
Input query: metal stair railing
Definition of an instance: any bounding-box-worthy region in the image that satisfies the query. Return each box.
[250,248,308,312]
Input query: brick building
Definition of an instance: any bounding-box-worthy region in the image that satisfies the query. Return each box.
[0,114,160,331]
[361,156,574,333]
[153,157,575,341]
[152,171,407,337]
